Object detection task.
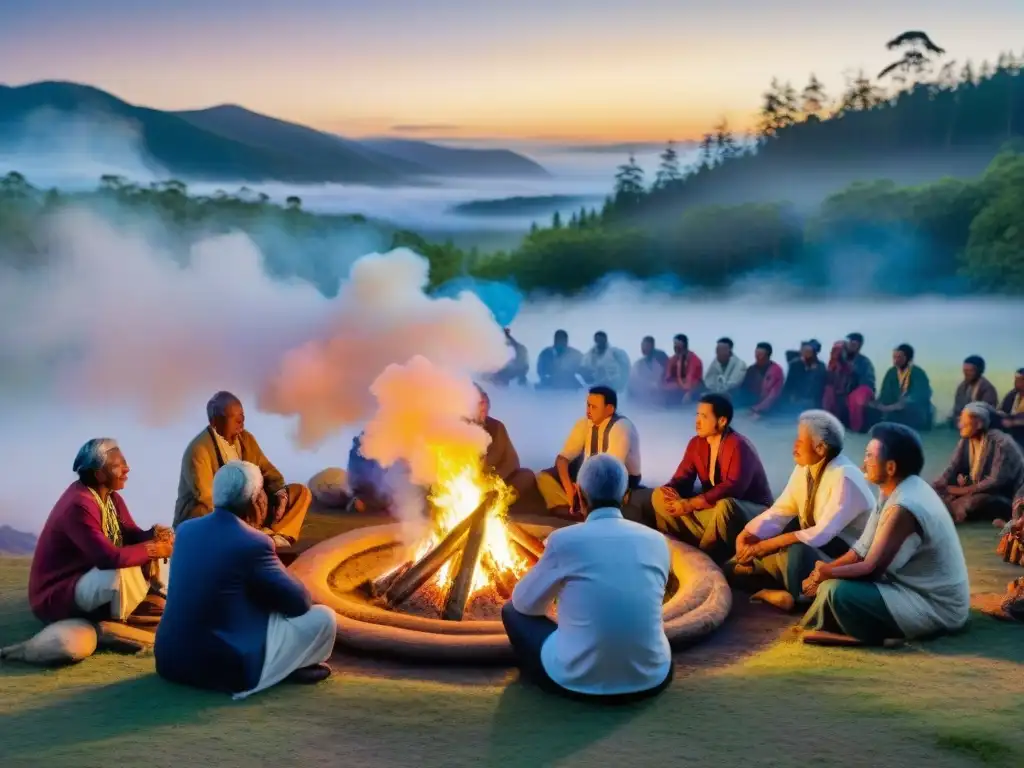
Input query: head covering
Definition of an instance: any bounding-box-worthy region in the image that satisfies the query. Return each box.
[213,460,264,510]
[963,355,986,375]
[801,339,822,354]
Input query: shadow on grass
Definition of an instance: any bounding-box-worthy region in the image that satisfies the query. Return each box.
[485,677,650,767]
[0,673,230,757]
[935,731,1015,766]
[909,610,1023,664]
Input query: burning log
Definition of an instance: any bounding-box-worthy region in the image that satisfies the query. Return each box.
[441,503,490,621]
[511,541,539,567]
[383,491,498,608]
[506,522,546,560]
[357,561,412,600]
[482,553,518,600]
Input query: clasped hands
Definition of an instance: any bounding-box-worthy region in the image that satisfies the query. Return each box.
[660,487,695,517]
[801,560,832,598]
[147,524,174,560]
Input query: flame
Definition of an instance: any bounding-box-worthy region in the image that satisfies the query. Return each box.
[415,453,526,595]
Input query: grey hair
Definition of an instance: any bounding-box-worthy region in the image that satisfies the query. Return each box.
[798,410,845,457]
[962,402,992,429]
[577,453,628,508]
[207,391,242,421]
[213,460,264,511]
[72,438,119,475]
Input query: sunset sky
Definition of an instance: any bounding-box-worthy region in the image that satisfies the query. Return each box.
[2,0,1022,142]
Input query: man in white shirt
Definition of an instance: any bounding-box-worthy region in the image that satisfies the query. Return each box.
[502,453,673,701]
[731,410,875,612]
[703,337,748,395]
[536,386,641,516]
[579,331,632,393]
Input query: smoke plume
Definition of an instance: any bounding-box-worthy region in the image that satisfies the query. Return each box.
[257,247,510,446]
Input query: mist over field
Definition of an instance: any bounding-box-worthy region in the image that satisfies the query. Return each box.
[0,203,1019,534]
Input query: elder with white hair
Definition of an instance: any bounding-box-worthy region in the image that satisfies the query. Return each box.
[156,461,336,698]
[28,438,173,627]
[502,453,673,702]
[730,410,876,613]
[932,402,1024,524]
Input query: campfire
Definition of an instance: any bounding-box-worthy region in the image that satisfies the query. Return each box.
[359,458,546,621]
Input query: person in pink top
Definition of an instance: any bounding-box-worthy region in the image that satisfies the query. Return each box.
[28,438,173,627]
[736,342,786,419]
[662,333,704,406]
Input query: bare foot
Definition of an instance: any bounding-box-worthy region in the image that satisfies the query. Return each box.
[750,589,796,612]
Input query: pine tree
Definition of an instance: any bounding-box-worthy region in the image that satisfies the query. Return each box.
[551,211,562,229]
[713,119,738,162]
[653,141,683,188]
[757,79,783,141]
[613,154,646,205]
[801,74,829,119]
[698,133,717,167]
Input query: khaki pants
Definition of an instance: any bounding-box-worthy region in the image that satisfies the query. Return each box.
[232,605,337,700]
[74,566,150,621]
[270,483,312,541]
[643,489,767,564]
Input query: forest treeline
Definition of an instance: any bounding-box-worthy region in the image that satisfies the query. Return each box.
[0,32,1022,294]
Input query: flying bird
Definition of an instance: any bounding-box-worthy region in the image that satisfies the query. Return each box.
[885,31,946,55]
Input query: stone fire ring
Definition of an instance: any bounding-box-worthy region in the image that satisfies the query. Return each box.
[289,522,733,662]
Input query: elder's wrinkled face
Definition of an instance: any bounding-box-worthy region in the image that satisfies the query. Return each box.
[792,423,822,466]
[214,401,245,441]
[958,409,984,440]
[100,447,130,491]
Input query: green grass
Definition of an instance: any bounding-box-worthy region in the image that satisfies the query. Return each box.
[2,430,1022,768]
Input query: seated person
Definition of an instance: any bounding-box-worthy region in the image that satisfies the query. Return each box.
[844,332,877,434]
[822,340,856,426]
[627,336,668,406]
[703,337,747,397]
[536,386,641,516]
[474,384,542,513]
[735,342,785,419]
[156,461,335,698]
[865,344,934,432]
[997,368,1024,451]
[661,333,703,406]
[483,328,530,387]
[502,454,672,702]
[948,355,999,426]
[29,438,172,627]
[932,403,1024,524]
[779,341,827,414]
[535,330,583,390]
[174,391,311,549]
[800,422,970,646]
[729,411,874,612]
[628,393,773,564]
[579,331,632,393]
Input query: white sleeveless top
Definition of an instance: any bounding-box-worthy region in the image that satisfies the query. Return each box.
[852,475,970,638]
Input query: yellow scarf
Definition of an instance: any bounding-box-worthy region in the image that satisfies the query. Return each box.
[1013,393,1023,415]
[896,365,912,394]
[85,487,123,547]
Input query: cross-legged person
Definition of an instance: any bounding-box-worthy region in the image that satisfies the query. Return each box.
[156,461,336,698]
[799,423,970,646]
[502,454,673,703]
[728,410,874,612]
[627,393,772,564]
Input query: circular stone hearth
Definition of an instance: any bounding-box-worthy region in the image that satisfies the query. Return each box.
[289,521,733,662]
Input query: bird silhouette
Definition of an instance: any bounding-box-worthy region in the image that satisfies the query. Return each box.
[885,31,946,55]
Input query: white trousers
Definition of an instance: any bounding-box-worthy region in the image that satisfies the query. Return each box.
[232,605,337,700]
[73,566,149,621]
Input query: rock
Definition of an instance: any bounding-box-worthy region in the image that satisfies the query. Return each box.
[308,467,351,509]
[0,619,97,665]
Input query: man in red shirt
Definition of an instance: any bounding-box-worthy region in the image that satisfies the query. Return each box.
[28,438,173,627]
[628,393,773,563]
[662,334,704,407]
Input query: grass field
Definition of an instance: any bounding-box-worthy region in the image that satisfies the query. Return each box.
[1,426,1022,768]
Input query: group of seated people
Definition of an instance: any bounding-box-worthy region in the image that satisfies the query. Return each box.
[487,328,1024,444]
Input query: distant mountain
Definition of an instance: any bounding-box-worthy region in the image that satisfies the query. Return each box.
[0,81,549,185]
[0,525,36,555]
[451,194,601,216]
[361,138,549,178]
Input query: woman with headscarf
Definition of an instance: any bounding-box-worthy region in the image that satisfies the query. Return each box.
[949,355,999,427]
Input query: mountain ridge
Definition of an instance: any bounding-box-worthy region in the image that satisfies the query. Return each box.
[0,81,549,184]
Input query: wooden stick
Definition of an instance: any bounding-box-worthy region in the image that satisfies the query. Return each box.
[511,540,539,567]
[357,561,412,599]
[506,522,546,560]
[442,507,490,620]
[482,553,517,600]
[384,491,498,607]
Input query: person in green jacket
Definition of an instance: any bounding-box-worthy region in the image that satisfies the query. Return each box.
[865,344,934,432]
